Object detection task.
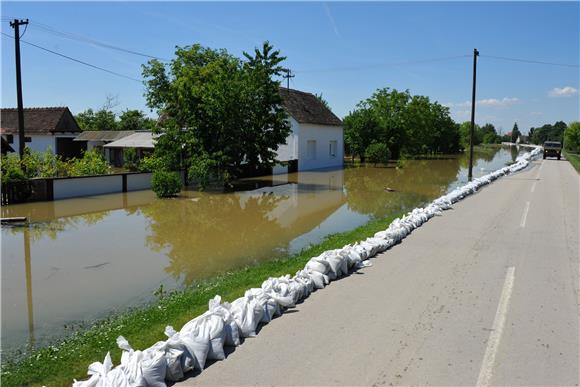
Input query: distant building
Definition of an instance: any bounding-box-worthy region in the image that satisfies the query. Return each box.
[104,131,157,167]
[0,107,84,158]
[278,88,344,172]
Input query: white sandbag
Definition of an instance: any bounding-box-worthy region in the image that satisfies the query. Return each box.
[304,257,331,275]
[305,269,329,289]
[319,250,348,279]
[176,323,210,371]
[208,295,241,347]
[261,278,295,308]
[245,288,280,323]
[181,312,226,361]
[229,294,264,338]
[116,336,146,387]
[73,352,131,387]
[140,345,167,387]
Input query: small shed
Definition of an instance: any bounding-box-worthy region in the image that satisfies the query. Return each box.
[74,130,135,165]
[104,131,157,167]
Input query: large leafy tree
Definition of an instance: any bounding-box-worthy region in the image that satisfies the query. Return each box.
[142,42,290,187]
[529,121,567,144]
[344,88,459,160]
[564,122,580,152]
[75,108,117,131]
[118,109,156,131]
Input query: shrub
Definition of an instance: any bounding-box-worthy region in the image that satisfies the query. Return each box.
[1,154,26,183]
[139,155,166,173]
[188,154,216,190]
[69,149,110,176]
[365,143,391,165]
[151,170,182,198]
[123,148,140,171]
[564,121,580,153]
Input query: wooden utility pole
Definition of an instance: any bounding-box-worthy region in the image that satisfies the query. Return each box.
[283,68,294,90]
[9,18,29,159]
[468,48,479,181]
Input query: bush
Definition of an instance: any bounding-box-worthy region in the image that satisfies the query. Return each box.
[151,170,182,198]
[123,148,139,171]
[1,154,26,183]
[139,155,166,173]
[188,154,216,190]
[365,143,391,165]
[69,149,110,176]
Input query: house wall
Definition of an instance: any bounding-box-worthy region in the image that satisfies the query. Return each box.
[297,123,344,171]
[8,135,56,154]
[275,116,300,162]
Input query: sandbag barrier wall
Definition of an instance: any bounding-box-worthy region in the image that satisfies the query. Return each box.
[73,146,543,387]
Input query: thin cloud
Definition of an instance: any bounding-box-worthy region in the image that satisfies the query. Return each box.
[323,3,341,38]
[548,86,578,97]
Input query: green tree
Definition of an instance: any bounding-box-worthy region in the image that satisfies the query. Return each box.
[75,108,118,131]
[564,121,580,152]
[511,123,521,143]
[314,93,330,109]
[459,122,483,149]
[365,143,391,164]
[343,103,378,162]
[118,109,156,131]
[142,42,290,188]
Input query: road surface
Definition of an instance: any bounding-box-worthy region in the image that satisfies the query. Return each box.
[181,158,579,386]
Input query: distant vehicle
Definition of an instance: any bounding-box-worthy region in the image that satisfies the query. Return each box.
[543,141,562,160]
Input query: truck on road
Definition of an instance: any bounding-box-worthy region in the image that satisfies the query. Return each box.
[543,141,562,160]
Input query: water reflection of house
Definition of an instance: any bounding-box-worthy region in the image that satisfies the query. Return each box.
[0,107,84,159]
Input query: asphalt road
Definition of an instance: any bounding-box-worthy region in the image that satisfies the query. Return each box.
[181,158,579,386]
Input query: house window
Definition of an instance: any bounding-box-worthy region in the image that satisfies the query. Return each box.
[5,135,13,144]
[329,141,337,158]
[306,140,317,160]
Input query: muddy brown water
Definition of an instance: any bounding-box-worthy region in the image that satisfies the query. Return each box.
[1,147,522,354]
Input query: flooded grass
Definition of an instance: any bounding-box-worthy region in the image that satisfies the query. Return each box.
[1,211,404,387]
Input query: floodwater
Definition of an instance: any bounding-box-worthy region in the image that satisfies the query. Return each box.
[1,146,523,354]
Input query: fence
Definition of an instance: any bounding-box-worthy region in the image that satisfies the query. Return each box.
[1,171,181,205]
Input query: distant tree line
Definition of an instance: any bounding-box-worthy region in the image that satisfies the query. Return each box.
[74,96,157,131]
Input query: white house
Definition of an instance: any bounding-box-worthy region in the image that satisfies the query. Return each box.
[277,88,344,172]
[0,107,85,158]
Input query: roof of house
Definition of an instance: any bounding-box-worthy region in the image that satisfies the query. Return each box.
[279,88,343,127]
[0,107,82,135]
[104,131,158,149]
[74,130,135,142]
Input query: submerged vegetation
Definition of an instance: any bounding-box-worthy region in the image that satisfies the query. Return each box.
[1,211,405,386]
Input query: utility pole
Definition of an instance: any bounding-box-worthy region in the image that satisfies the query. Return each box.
[282,68,294,90]
[468,48,479,181]
[9,18,29,159]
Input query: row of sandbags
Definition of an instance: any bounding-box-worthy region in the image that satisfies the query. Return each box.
[73,146,542,387]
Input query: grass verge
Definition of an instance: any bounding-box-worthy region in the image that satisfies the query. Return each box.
[563,150,580,173]
[1,211,405,387]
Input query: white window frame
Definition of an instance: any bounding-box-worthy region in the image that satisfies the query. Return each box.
[329,140,337,158]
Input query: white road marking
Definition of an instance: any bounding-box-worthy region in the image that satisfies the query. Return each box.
[531,181,537,193]
[520,201,530,228]
[476,266,516,387]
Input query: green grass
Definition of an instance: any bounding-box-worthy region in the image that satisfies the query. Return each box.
[1,212,405,387]
[563,150,580,173]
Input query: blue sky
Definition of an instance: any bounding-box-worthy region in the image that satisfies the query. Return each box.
[2,2,578,134]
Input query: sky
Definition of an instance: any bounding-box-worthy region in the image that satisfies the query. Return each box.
[1,1,579,134]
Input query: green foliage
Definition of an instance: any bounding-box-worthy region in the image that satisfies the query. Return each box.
[511,122,522,143]
[459,122,483,149]
[69,149,110,176]
[75,108,118,131]
[1,154,26,183]
[118,109,156,131]
[344,88,459,161]
[188,153,216,190]
[314,93,330,109]
[563,150,580,173]
[151,170,182,198]
[123,148,140,171]
[529,121,567,144]
[142,41,290,187]
[365,143,391,164]
[138,155,166,172]
[564,121,580,152]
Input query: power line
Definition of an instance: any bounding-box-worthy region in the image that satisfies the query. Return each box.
[28,21,170,62]
[294,54,471,73]
[1,32,142,83]
[481,54,579,69]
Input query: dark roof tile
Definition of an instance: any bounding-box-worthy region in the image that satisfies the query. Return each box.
[0,107,81,135]
[279,88,342,127]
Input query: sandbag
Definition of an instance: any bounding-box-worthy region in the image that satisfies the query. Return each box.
[208,295,241,347]
[181,312,226,361]
[116,336,146,387]
[176,323,210,371]
[245,288,280,323]
[229,294,264,338]
[73,352,131,387]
